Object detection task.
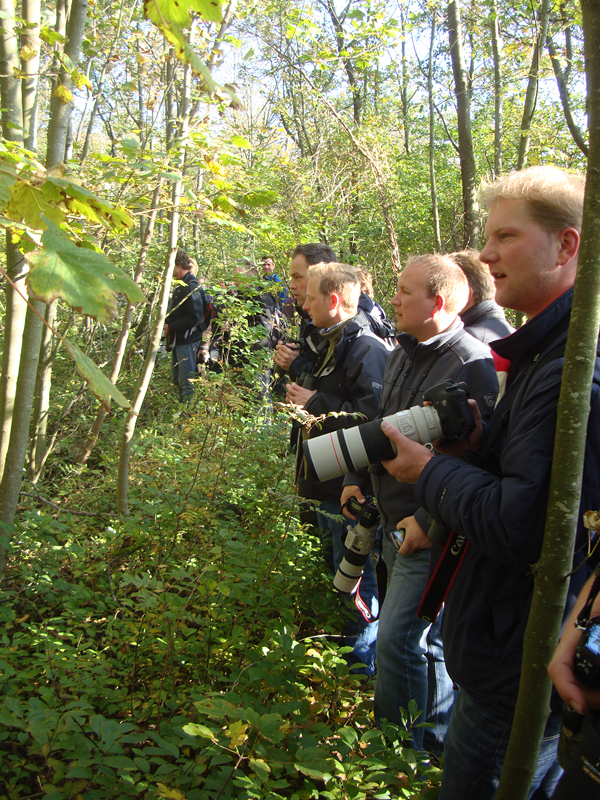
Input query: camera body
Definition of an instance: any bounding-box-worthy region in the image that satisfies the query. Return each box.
[304,379,475,483]
[555,616,600,798]
[334,496,379,595]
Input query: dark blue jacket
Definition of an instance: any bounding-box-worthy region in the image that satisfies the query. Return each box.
[416,288,600,707]
[297,310,396,503]
[289,292,396,381]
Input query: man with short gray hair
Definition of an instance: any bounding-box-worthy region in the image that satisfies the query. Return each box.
[341,253,498,752]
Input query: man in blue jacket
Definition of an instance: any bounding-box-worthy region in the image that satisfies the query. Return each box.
[379,166,600,798]
[287,262,395,675]
[164,249,207,402]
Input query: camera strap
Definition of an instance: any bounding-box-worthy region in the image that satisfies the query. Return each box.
[354,579,378,624]
[576,571,600,630]
[417,529,470,623]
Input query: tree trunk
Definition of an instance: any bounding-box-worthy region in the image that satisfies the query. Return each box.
[76,179,163,466]
[21,0,41,152]
[496,2,600,795]
[45,0,89,168]
[448,0,479,247]
[0,0,27,488]
[428,10,442,251]
[28,301,56,482]
[516,0,552,170]
[547,34,589,156]
[117,56,191,515]
[0,301,45,580]
[490,0,503,176]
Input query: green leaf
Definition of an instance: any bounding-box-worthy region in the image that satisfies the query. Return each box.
[6,182,66,230]
[239,190,280,208]
[63,339,132,411]
[144,0,224,28]
[230,135,252,149]
[40,27,65,45]
[26,218,145,323]
[182,723,215,739]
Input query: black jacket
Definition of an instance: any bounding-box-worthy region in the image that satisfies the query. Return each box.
[460,300,514,344]
[344,319,498,530]
[165,272,206,347]
[297,310,395,504]
[416,288,600,707]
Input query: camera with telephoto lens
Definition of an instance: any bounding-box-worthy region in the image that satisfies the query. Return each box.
[303,379,475,484]
[554,616,600,799]
[334,496,379,595]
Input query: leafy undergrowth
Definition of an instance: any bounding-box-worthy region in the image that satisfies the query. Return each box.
[0,375,441,800]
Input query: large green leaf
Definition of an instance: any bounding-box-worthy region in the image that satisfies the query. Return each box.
[63,339,131,411]
[144,0,224,28]
[42,176,134,229]
[26,219,145,323]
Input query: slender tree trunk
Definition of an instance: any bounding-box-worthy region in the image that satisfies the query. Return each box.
[45,0,89,168]
[0,0,27,490]
[448,0,479,247]
[76,179,163,466]
[0,301,45,579]
[117,57,191,515]
[28,301,56,482]
[490,0,503,176]
[547,34,589,156]
[516,0,552,170]
[496,3,600,794]
[21,0,40,152]
[428,11,442,251]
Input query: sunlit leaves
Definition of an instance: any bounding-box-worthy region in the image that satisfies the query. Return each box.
[26,219,144,323]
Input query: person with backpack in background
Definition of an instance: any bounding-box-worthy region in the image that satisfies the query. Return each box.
[164,249,207,402]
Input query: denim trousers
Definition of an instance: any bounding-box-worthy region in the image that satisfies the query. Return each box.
[374,529,455,752]
[439,688,563,800]
[171,342,197,402]
[316,499,379,676]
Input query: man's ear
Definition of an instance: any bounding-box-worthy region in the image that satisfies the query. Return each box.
[557,227,580,266]
[432,294,446,315]
[330,292,341,312]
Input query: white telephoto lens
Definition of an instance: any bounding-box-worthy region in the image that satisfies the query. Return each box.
[304,432,349,482]
[390,405,443,445]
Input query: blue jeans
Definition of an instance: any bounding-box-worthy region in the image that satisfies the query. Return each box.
[375,529,455,752]
[439,688,562,799]
[171,343,197,402]
[316,499,379,676]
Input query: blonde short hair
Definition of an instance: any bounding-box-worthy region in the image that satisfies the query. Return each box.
[479,165,585,233]
[307,262,360,312]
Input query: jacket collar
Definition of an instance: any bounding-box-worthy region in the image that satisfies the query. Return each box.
[492,288,573,368]
[397,317,464,358]
[460,300,506,327]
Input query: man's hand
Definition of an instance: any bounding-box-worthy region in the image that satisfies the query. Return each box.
[396,516,432,556]
[274,342,300,371]
[432,399,483,457]
[286,382,316,407]
[340,485,364,520]
[163,324,170,336]
[380,420,434,484]
[548,575,600,714]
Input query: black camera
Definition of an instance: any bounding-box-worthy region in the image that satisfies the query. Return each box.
[303,379,475,483]
[334,496,379,595]
[554,617,600,798]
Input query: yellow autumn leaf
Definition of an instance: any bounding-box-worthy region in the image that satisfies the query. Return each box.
[53,85,73,104]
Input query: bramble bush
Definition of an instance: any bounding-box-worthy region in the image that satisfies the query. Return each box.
[0,367,440,800]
